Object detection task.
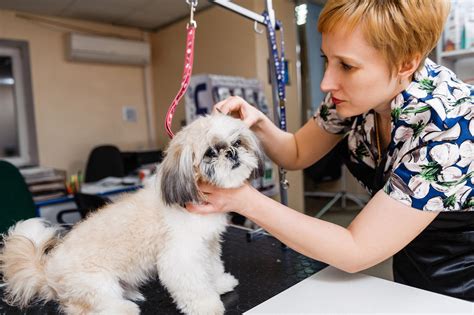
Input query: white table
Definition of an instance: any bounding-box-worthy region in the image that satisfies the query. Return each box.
[245,266,473,314]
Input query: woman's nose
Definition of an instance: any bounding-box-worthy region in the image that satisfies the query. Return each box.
[320,67,338,93]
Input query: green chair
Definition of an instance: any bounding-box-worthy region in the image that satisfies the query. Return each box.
[0,160,37,234]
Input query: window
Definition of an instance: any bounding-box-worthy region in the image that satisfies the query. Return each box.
[0,39,38,167]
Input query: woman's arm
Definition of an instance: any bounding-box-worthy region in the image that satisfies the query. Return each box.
[213,96,341,170]
[189,185,439,273]
[255,117,342,170]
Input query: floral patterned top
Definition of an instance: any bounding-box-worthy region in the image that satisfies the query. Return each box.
[314,59,473,212]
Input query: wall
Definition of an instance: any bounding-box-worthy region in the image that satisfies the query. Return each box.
[151,0,305,212]
[0,3,305,212]
[151,0,257,149]
[0,10,151,174]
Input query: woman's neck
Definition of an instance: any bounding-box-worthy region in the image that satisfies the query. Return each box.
[374,79,411,121]
[374,105,391,120]
[375,111,392,151]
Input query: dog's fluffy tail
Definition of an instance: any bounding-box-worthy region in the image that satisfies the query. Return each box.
[0,218,61,307]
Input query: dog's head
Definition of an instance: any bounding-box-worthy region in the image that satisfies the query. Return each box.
[159,113,264,206]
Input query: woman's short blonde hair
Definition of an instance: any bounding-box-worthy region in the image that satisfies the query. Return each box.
[318,0,451,73]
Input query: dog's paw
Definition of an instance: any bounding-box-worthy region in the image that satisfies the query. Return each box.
[182,295,224,315]
[215,273,239,295]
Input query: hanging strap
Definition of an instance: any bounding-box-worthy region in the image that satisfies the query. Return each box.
[262,11,290,191]
[262,11,287,131]
[165,1,197,139]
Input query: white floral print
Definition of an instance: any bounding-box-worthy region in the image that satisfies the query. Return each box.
[314,59,473,211]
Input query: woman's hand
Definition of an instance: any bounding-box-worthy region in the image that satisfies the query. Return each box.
[185,181,257,215]
[213,96,266,129]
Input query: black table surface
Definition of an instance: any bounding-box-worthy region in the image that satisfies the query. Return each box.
[0,226,327,315]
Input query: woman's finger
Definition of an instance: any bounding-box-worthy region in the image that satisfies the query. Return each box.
[197,181,216,193]
[213,97,239,115]
[185,202,218,214]
[218,96,246,115]
[212,99,228,114]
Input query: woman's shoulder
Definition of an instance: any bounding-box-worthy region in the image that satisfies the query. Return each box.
[385,60,473,212]
[391,59,473,142]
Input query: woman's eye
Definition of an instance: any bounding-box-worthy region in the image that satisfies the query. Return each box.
[320,54,328,66]
[341,62,353,71]
[204,148,217,158]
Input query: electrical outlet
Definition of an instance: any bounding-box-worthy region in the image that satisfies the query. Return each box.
[122,106,137,122]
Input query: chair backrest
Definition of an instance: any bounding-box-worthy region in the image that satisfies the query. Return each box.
[305,140,344,183]
[84,145,125,183]
[0,160,36,233]
[73,193,110,218]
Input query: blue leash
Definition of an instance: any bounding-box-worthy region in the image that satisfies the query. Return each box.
[247,11,290,242]
[262,11,287,132]
[262,11,289,193]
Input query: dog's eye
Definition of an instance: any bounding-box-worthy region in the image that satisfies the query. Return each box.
[233,139,242,147]
[204,148,217,158]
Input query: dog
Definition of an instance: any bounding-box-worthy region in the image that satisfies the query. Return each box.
[0,113,264,315]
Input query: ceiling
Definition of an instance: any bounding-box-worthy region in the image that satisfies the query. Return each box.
[0,0,327,31]
[0,0,213,31]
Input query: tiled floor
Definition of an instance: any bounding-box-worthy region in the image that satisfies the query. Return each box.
[305,194,394,281]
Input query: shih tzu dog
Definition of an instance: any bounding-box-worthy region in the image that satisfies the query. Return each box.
[0,113,263,315]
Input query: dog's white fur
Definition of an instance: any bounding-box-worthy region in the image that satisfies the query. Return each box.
[0,114,263,315]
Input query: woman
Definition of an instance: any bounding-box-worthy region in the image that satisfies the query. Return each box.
[187,0,474,301]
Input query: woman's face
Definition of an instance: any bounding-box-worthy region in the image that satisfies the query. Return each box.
[320,26,400,118]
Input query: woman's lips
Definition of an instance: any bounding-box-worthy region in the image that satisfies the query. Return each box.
[332,97,344,105]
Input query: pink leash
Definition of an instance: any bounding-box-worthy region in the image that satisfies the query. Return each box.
[165,19,196,138]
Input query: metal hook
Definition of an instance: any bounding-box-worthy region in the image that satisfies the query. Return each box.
[186,0,198,28]
[254,21,264,35]
[186,0,198,6]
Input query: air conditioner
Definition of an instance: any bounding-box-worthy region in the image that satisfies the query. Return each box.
[67,33,151,66]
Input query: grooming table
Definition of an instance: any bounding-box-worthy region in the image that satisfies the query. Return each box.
[0,226,327,314]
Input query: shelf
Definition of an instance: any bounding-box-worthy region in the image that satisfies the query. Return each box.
[440,49,474,60]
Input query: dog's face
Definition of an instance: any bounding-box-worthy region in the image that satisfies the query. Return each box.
[160,114,264,206]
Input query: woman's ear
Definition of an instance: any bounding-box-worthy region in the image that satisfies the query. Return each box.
[398,54,422,82]
[160,144,200,207]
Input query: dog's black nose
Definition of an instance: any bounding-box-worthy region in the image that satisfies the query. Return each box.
[225,149,238,162]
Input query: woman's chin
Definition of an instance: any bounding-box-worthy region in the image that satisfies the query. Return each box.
[335,106,351,119]
[335,104,360,119]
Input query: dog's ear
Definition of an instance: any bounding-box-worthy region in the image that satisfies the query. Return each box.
[160,144,200,206]
[251,148,265,180]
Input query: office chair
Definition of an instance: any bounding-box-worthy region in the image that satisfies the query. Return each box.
[56,193,110,224]
[304,141,367,218]
[84,145,125,183]
[0,160,37,233]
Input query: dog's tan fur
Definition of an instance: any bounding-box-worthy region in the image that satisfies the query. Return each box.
[0,114,262,315]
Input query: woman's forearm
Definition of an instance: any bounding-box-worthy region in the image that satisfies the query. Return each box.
[236,188,439,273]
[251,115,300,170]
[238,187,361,272]
[252,116,342,171]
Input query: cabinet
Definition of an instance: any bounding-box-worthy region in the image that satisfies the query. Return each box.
[435,1,474,84]
[436,45,474,84]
